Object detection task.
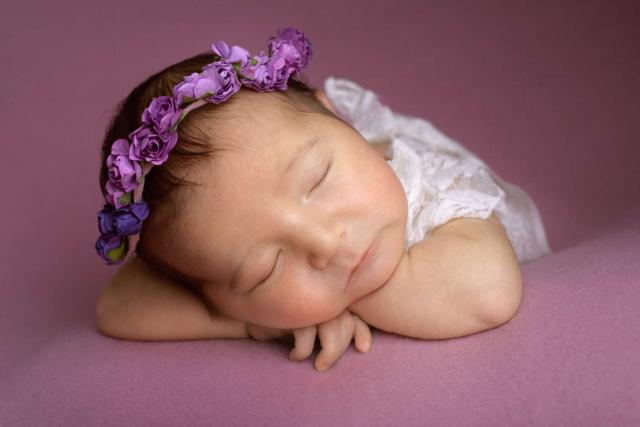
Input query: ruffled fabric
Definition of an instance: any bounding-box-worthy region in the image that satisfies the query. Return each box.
[323,76,552,264]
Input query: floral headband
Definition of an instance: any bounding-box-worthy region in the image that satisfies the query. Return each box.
[95,27,312,265]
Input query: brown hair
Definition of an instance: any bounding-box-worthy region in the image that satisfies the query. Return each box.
[99,52,337,294]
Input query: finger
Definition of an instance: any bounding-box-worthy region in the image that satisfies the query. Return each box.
[289,325,317,361]
[314,315,354,372]
[352,314,372,353]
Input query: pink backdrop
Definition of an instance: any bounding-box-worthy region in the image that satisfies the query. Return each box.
[1,0,639,425]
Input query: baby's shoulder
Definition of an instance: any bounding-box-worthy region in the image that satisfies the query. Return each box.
[369,139,392,160]
[430,213,505,241]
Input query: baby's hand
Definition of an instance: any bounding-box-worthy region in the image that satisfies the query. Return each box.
[289,310,372,372]
[244,310,373,372]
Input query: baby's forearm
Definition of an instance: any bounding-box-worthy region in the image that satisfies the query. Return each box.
[349,233,521,340]
[96,255,248,341]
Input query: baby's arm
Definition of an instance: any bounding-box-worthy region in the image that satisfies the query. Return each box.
[349,213,523,339]
[96,255,371,372]
[96,254,248,341]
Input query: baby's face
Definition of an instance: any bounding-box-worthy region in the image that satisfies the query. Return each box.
[173,98,408,329]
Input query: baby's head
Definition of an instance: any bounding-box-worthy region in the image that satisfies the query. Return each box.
[99,52,408,330]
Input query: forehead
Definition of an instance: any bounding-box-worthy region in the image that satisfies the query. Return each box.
[197,100,318,192]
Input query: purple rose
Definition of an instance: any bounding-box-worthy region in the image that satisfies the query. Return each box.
[252,50,270,67]
[97,203,116,235]
[173,72,221,105]
[239,64,273,91]
[114,202,149,235]
[267,49,297,90]
[202,62,241,102]
[211,40,251,66]
[128,124,178,166]
[98,201,149,236]
[95,233,128,265]
[268,27,312,69]
[173,72,199,104]
[239,51,274,91]
[105,138,143,207]
[141,96,181,136]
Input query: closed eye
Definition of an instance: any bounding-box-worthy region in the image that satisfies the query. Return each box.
[310,159,332,193]
[253,248,282,290]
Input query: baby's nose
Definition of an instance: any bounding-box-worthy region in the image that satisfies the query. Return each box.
[309,253,330,270]
[303,224,345,271]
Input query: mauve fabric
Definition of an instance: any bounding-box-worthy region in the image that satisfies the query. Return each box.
[1,1,638,426]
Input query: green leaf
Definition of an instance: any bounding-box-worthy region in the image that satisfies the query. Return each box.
[250,57,258,66]
[118,192,132,205]
[107,236,128,262]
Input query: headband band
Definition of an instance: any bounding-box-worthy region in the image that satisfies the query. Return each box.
[96,27,312,265]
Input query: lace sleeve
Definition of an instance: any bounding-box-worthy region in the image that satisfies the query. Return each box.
[388,138,506,247]
[323,75,550,263]
[323,76,396,144]
[324,76,506,246]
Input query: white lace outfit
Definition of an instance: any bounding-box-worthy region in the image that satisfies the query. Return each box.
[323,76,552,264]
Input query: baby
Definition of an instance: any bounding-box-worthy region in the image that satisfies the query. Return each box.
[96,28,546,372]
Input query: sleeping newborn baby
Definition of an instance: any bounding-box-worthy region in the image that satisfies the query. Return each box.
[96,52,551,372]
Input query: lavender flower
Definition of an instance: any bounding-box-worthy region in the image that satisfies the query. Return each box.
[141,96,181,136]
[105,139,143,208]
[202,62,241,103]
[128,124,178,166]
[211,40,251,66]
[98,202,149,236]
[95,233,128,265]
[267,49,297,90]
[268,27,312,69]
[238,51,274,91]
[173,71,221,105]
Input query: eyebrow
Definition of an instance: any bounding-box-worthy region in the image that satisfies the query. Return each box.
[284,135,321,175]
[229,134,322,291]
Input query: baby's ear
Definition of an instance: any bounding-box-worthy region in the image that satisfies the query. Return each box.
[314,90,339,115]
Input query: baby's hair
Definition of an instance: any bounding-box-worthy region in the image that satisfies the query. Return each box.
[99,51,339,294]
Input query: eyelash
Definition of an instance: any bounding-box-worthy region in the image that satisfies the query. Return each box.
[310,160,332,194]
[257,249,282,286]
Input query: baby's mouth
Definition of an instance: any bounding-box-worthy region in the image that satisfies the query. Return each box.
[345,234,378,293]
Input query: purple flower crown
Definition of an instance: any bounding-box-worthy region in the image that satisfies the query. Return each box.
[96,27,312,265]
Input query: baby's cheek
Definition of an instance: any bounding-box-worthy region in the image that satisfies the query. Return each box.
[257,284,343,329]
